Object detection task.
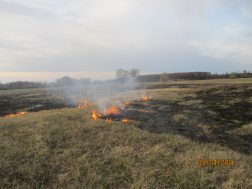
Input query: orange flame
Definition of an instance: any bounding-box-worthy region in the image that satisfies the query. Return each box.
[92,109,101,120]
[106,117,111,122]
[5,112,25,117]
[121,118,130,123]
[84,100,87,107]
[88,102,92,105]
[103,106,119,115]
[138,95,151,102]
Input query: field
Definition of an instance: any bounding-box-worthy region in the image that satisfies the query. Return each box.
[1,79,252,188]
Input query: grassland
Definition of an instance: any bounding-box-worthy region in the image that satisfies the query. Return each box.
[1,79,252,188]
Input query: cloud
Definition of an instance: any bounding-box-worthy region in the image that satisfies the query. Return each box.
[0,0,252,82]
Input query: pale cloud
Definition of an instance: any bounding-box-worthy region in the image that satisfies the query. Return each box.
[0,0,252,82]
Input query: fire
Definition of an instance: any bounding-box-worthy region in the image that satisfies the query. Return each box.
[92,109,101,120]
[103,106,119,115]
[5,112,25,117]
[142,95,151,101]
[121,118,130,123]
[106,117,111,122]
[118,100,132,106]
[76,100,92,108]
[138,95,151,102]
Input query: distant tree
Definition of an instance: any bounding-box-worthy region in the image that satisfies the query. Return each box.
[78,78,91,85]
[116,69,129,79]
[160,72,169,82]
[229,74,237,79]
[56,76,75,86]
[193,73,199,80]
[129,69,140,77]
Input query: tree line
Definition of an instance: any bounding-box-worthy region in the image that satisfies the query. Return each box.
[0,69,252,90]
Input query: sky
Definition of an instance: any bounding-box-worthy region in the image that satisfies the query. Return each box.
[0,0,252,83]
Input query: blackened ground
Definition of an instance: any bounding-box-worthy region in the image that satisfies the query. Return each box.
[123,84,252,154]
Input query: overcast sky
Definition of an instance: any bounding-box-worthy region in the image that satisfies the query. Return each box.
[0,0,252,83]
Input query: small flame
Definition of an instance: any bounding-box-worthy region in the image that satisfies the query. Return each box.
[121,118,130,123]
[138,95,151,102]
[106,117,111,122]
[92,109,101,120]
[84,100,87,107]
[88,102,92,105]
[79,104,81,108]
[5,112,25,117]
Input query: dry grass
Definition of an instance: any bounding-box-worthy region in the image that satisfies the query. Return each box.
[227,123,252,135]
[1,106,252,188]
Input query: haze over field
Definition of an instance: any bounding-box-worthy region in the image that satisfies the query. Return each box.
[0,0,252,83]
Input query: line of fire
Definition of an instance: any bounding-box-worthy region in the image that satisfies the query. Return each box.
[4,95,152,124]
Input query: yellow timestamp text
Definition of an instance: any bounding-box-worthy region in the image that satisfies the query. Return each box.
[198,159,235,166]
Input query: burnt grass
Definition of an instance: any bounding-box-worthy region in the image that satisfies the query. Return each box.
[121,84,252,154]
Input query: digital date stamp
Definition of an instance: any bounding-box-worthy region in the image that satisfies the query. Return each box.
[198,159,235,166]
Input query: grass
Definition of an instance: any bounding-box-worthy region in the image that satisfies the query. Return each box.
[1,108,252,188]
[1,80,252,188]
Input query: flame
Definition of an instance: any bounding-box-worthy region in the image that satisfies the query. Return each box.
[76,100,92,108]
[5,112,25,117]
[106,117,111,122]
[138,95,152,102]
[121,118,130,123]
[103,106,119,115]
[92,109,101,120]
